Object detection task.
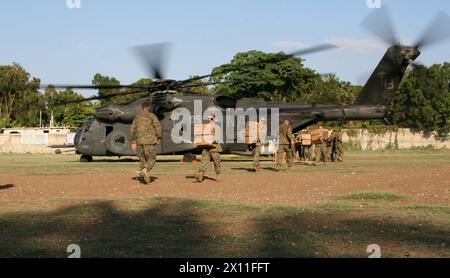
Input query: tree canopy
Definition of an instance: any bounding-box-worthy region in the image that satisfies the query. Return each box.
[389,63,450,135]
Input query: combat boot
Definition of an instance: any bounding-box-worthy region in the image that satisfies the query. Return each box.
[275,165,281,172]
[141,168,151,184]
[215,174,220,182]
[195,171,204,183]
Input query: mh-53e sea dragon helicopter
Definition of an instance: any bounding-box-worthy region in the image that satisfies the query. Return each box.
[45,8,450,162]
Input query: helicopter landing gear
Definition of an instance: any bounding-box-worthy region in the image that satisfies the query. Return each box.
[80,155,93,163]
[183,153,197,162]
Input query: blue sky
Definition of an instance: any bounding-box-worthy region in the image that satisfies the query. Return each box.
[1,0,449,97]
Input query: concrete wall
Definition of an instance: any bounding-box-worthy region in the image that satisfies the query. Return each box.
[343,129,449,151]
[0,128,448,154]
[0,134,70,154]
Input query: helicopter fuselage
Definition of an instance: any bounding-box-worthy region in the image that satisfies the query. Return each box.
[74,93,387,159]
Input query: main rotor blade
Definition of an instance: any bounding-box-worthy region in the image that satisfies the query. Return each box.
[51,88,152,105]
[288,43,338,56]
[415,11,450,49]
[40,84,149,90]
[48,79,221,105]
[361,7,398,46]
[180,44,337,84]
[132,42,170,80]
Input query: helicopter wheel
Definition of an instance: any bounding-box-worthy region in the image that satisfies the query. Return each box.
[183,153,197,163]
[80,155,93,163]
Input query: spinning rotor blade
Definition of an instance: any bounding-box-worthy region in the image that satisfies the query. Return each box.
[361,7,398,45]
[415,11,450,50]
[48,79,222,105]
[180,44,338,83]
[132,42,170,80]
[288,43,338,56]
[50,88,149,105]
[40,84,148,90]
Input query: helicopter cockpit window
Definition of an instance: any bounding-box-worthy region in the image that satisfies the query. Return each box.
[82,117,94,132]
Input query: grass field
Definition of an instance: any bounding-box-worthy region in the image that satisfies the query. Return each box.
[0,150,449,258]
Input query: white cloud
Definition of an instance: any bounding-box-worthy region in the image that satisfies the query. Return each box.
[328,37,385,54]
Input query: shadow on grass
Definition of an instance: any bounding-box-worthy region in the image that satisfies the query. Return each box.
[231,167,256,172]
[131,176,159,184]
[0,198,449,258]
[0,184,14,190]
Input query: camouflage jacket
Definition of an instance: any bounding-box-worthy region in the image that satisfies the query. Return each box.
[257,123,267,144]
[210,123,223,153]
[278,123,294,145]
[130,111,162,145]
[335,131,343,144]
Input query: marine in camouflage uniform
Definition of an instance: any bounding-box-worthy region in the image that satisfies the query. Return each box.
[252,117,267,172]
[314,125,329,165]
[196,115,222,183]
[334,130,344,162]
[130,102,162,184]
[329,130,337,162]
[301,129,312,161]
[276,119,294,171]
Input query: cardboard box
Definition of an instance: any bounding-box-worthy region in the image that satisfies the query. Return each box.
[245,121,259,144]
[301,134,312,146]
[311,129,328,144]
[194,124,215,147]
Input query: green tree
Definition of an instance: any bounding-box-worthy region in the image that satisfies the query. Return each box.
[211,50,320,102]
[389,63,450,135]
[43,86,94,128]
[303,75,360,105]
[63,105,95,129]
[0,63,34,121]
[12,77,45,127]
[92,73,121,105]
[184,76,210,95]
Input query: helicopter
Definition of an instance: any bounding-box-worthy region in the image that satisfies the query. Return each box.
[45,8,450,162]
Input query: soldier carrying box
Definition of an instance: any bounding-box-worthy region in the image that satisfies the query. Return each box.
[194,114,222,183]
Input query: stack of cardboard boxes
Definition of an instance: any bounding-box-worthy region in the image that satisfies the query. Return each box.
[194,124,215,149]
[244,121,259,144]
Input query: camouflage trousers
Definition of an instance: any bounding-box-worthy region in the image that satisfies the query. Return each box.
[315,143,328,163]
[137,144,157,173]
[277,144,293,168]
[198,149,221,175]
[252,144,262,168]
[335,144,344,162]
[302,145,311,161]
[327,145,333,162]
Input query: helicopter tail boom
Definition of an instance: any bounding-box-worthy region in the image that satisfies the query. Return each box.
[353,45,419,107]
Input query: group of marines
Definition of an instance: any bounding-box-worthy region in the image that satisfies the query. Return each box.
[130,102,344,184]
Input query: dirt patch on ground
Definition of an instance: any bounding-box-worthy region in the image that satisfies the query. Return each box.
[1,162,449,207]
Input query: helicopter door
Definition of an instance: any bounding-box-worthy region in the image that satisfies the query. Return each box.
[105,123,135,156]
